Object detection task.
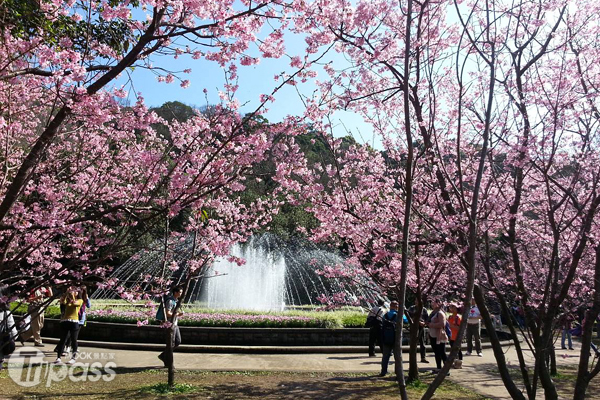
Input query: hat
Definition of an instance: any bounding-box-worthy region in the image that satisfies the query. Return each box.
[448,301,461,310]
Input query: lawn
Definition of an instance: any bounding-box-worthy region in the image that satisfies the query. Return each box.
[0,368,490,400]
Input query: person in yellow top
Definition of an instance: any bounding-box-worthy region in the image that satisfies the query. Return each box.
[54,287,83,365]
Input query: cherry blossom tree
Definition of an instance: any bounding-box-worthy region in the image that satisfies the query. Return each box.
[284,0,600,399]
[282,133,467,380]
[3,0,600,398]
[0,0,309,298]
[465,1,600,397]
[0,1,313,387]
[285,0,479,396]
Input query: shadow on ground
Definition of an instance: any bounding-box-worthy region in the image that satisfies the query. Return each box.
[3,369,399,400]
[204,378,394,400]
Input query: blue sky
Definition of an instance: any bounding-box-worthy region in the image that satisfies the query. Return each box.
[114,25,376,144]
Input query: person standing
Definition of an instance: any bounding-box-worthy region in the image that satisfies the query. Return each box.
[448,303,463,368]
[379,300,398,377]
[20,286,52,347]
[426,298,448,371]
[560,313,574,350]
[63,287,91,355]
[466,298,482,356]
[1,286,18,369]
[157,286,184,367]
[367,299,385,357]
[54,287,83,364]
[408,303,430,363]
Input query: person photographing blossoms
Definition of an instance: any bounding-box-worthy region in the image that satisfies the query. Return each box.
[54,287,83,365]
[56,286,91,357]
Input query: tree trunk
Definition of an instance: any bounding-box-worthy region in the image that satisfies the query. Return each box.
[394,288,409,400]
[407,249,425,382]
[573,245,600,400]
[166,325,175,388]
[481,234,533,398]
[498,292,534,399]
[549,346,557,377]
[394,1,414,398]
[407,302,422,383]
[536,323,559,400]
[474,285,527,400]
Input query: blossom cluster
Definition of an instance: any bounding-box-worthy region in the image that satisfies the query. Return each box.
[86,308,325,328]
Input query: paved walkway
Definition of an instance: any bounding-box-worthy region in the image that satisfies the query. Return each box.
[25,341,585,400]
[440,345,579,400]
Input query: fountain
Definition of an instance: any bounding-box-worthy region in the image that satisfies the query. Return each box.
[92,234,376,310]
[201,241,287,311]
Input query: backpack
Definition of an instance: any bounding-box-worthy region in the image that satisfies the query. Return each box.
[445,321,452,339]
[156,303,165,321]
[381,312,397,345]
[365,307,383,328]
[156,295,173,321]
[365,315,377,328]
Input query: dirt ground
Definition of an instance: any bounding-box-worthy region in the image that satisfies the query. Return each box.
[554,365,600,399]
[0,369,488,400]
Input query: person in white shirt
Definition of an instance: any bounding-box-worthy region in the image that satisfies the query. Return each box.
[466,298,482,356]
[367,299,386,356]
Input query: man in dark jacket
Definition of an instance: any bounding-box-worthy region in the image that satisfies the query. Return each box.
[408,304,429,363]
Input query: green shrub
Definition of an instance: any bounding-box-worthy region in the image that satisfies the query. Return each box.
[341,313,367,328]
[10,302,61,318]
[10,300,366,329]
